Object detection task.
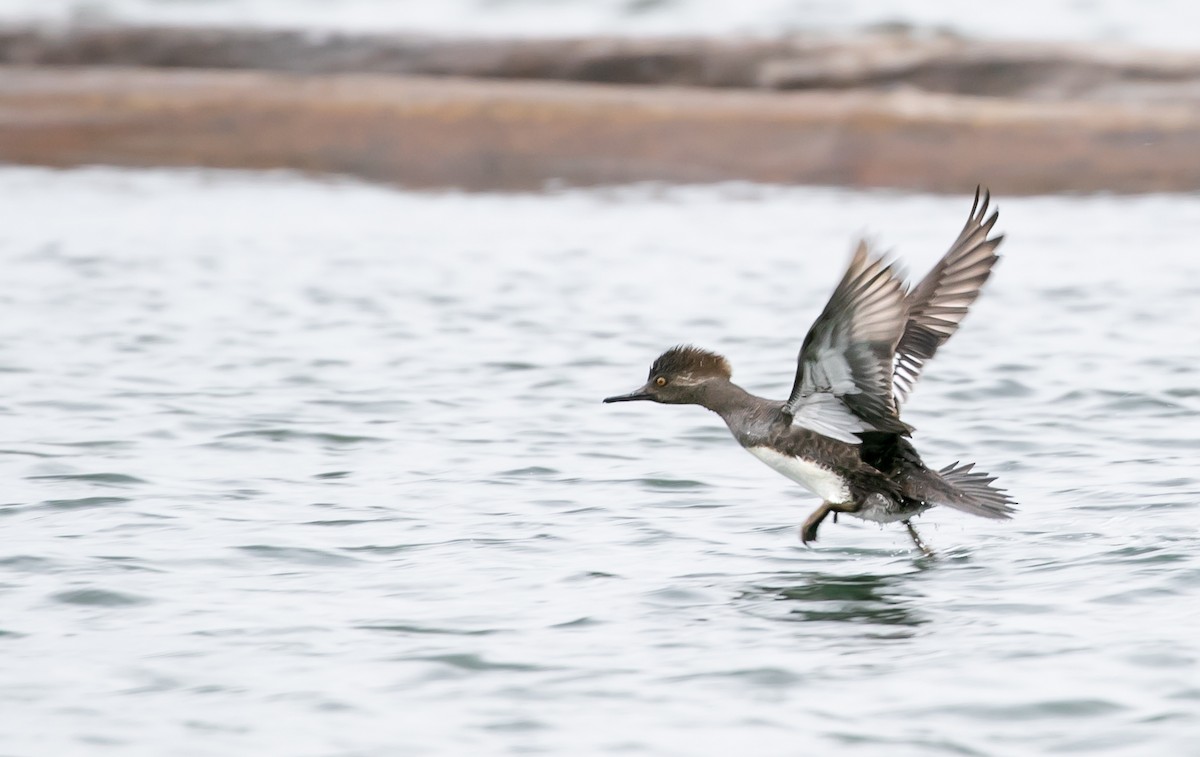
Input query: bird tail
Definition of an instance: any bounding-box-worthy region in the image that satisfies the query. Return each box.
[927,461,1017,520]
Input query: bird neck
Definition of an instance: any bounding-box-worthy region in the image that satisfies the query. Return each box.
[695,378,761,420]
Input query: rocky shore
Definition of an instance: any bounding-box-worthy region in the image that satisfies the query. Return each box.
[2,26,1198,193]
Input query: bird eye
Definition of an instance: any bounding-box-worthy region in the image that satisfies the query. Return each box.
[655,376,668,387]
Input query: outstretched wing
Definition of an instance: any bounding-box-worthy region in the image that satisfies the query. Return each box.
[893,187,1004,405]
[783,242,912,443]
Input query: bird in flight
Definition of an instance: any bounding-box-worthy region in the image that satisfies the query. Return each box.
[604,189,1015,556]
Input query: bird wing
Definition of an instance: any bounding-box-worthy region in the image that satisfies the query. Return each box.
[783,241,912,443]
[893,187,1004,405]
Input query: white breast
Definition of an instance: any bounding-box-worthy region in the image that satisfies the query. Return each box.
[745,446,852,504]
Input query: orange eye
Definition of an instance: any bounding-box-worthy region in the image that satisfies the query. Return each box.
[655,376,667,387]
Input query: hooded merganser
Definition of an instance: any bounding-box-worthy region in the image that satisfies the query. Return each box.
[604,189,1015,556]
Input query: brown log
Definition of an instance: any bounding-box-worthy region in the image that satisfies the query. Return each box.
[1,65,1198,194]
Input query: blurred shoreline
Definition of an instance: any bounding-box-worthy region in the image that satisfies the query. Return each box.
[2,26,1199,193]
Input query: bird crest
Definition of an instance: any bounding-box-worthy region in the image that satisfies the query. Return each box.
[649,345,732,381]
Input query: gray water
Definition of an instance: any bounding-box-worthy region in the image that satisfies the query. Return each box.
[5,0,1200,50]
[1,167,1198,756]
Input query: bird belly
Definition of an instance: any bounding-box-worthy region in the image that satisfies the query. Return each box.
[851,493,929,524]
[745,446,851,504]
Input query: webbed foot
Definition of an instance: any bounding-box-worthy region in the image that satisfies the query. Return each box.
[800,503,833,544]
[801,501,856,546]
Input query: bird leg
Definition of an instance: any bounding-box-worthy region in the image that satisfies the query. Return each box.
[903,520,935,558]
[801,501,857,545]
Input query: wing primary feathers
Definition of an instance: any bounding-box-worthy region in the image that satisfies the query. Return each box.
[893,188,1004,404]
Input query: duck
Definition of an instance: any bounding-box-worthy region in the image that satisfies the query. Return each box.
[604,189,1015,555]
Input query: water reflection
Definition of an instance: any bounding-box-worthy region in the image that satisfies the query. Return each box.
[737,569,928,629]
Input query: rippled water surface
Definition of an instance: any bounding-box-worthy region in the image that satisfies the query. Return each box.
[1,168,1198,755]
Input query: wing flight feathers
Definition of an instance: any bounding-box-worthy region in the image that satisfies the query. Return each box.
[784,242,912,439]
[783,189,1003,441]
[894,187,1004,404]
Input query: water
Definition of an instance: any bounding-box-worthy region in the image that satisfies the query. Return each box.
[1,167,1198,755]
[4,0,1200,50]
